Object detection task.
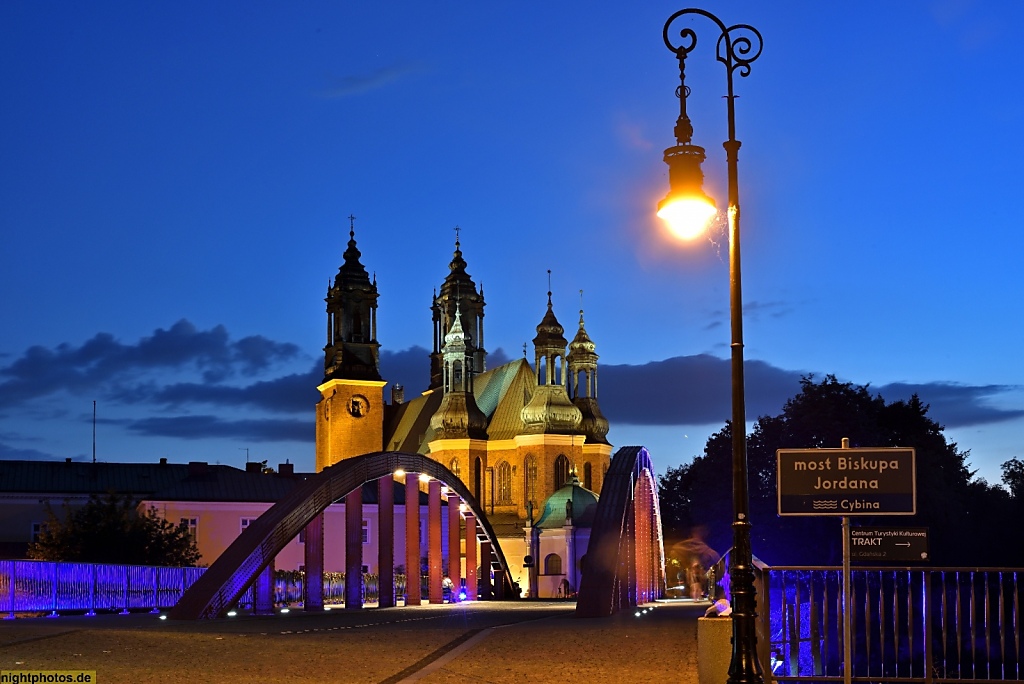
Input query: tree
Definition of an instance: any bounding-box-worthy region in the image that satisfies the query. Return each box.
[28,492,201,566]
[659,375,1015,566]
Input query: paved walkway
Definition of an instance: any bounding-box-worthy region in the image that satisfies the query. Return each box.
[0,599,706,683]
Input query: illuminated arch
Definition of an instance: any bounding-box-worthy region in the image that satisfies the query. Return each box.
[554,454,570,487]
[170,451,513,620]
[576,446,667,617]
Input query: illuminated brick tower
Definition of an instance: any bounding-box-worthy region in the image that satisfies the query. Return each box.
[315,217,386,472]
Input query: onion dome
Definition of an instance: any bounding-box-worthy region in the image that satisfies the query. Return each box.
[535,474,599,529]
[567,308,609,444]
[521,289,581,434]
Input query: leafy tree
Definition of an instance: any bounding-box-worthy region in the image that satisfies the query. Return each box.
[28,492,201,566]
[659,375,1015,566]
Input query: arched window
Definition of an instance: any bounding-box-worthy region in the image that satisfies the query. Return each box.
[472,457,482,502]
[524,455,538,512]
[554,454,571,488]
[544,553,563,575]
[449,457,461,481]
[496,461,513,505]
[583,462,593,490]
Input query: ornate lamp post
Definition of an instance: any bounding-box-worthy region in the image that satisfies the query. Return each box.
[658,9,764,684]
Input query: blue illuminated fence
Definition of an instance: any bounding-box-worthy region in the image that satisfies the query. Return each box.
[1,560,205,616]
[2,560,420,616]
[763,567,1023,682]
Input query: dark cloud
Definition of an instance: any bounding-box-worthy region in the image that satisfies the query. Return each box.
[0,441,58,460]
[0,320,302,408]
[599,354,804,426]
[319,63,425,98]
[599,355,1024,431]
[876,381,1024,428]
[138,366,321,414]
[126,416,311,442]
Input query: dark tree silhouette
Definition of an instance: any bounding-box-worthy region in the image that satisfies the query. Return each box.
[28,492,201,566]
[660,375,1019,566]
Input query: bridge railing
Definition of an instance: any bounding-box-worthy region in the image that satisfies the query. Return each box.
[762,567,1023,682]
[2,560,437,616]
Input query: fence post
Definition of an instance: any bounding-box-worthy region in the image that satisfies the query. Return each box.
[4,561,15,619]
[86,564,96,616]
[760,568,773,684]
[48,563,58,618]
[924,571,933,684]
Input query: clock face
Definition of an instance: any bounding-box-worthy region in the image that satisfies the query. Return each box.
[349,394,369,418]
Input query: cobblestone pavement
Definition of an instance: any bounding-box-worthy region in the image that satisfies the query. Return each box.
[0,599,705,683]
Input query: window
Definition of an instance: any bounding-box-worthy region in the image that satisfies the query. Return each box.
[554,454,571,488]
[544,553,562,575]
[362,519,369,544]
[240,517,257,533]
[524,455,537,511]
[583,462,593,490]
[449,457,461,481]
[180,517,198,542]
[31,522,45,543]
[495,461,512,505]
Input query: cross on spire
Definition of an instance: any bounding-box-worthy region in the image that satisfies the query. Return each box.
[454,225,461,246]
[348,214,356,238]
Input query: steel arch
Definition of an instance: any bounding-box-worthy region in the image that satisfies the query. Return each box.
[170,451,513,620]
[576,446,667,617]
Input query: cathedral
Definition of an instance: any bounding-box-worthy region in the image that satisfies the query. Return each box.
[314,223,613,593]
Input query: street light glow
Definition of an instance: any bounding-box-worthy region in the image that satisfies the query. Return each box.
[657,196,718,240]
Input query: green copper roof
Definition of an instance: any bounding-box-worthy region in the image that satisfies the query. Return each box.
[535,475,599,529]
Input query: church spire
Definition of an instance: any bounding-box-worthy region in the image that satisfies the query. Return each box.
[521,274,582,435]
[323,215,381,382]
[429,296,488,440]
[430,227,486,390]
[567,290,609,444]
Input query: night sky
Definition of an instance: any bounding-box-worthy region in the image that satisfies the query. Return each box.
[2,1,1021,485]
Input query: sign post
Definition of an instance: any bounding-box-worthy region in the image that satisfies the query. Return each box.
[778,441,917,684]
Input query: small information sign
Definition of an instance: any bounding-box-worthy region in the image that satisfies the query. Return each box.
[777,448,916,516]
[849,526,929,562]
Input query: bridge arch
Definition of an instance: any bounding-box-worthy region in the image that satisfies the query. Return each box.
[170,451,513,620]
[576,446,666,617]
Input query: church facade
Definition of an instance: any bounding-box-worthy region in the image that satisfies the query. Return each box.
[314,223,612,594]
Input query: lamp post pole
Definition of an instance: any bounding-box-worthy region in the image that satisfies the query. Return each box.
[661,9,764,684]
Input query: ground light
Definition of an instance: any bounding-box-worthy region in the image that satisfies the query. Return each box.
[659,8,764,684]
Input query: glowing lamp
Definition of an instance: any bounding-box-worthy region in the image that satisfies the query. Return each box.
[658,142,717,240]
[394,468,405,478]
[419,473,430,483]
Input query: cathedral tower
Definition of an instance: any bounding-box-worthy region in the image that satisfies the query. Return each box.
[429,302,489,439]
[316,218,386,472]
[520,287,583,436]
[430,231,485,390]
[567,300,609,445]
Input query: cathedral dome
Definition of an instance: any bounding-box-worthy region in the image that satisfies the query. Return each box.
[536,474,599,529]
[532,294,567,350]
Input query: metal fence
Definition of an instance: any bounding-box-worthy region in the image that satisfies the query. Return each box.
[1,559,205,616]
[2,560,432,617]
[763,567,1023,683]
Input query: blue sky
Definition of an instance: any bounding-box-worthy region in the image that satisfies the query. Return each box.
[2,1,1021,485]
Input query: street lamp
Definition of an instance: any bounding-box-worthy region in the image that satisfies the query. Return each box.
[659,8,764,684]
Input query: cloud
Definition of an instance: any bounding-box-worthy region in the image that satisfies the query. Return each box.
[876,381,1024,428]
[0,320,303,408]
[599,354,805,426]
[319,63,425,98]
[0,441,58,460]
[128,366,321,414]
[126,416,311,442]
[598,355,1024,431]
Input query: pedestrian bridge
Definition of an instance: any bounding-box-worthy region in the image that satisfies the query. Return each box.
[171,447,667,620]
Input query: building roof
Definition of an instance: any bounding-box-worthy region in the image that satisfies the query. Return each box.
[535,475,600,529]
[0,459,434,505]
